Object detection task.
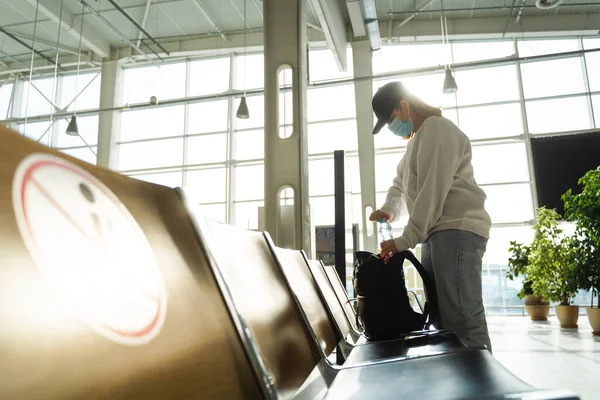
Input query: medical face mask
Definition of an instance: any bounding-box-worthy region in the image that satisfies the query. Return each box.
[388,116,414,137]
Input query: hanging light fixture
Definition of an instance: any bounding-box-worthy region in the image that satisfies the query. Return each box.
[67,2,84,135]
[66,114,79,136]
[236,0,249,119]
[443,68,458,94]
[236,96,249,119]
[440,1,458,94]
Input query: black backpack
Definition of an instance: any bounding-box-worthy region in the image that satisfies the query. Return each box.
[353,250,439,341]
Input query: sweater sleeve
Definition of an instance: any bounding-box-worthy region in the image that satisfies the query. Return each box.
[393,122,464,251]
[380,156,406,223]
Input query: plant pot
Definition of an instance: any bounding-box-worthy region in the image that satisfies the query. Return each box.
[524,295,550,321]
[586,307,600,335]
[555,305,579,328]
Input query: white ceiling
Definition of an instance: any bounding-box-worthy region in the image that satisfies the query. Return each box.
[1,0,600,66]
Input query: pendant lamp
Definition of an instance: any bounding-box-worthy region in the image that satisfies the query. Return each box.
[440,1,458,94]
[67,2,84,136]
[236,96,249,119]
[236,0,250,119]
[66,114,79,136]
[443,68,458,94]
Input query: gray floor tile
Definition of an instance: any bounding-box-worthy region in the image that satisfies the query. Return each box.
[488,315,599,400]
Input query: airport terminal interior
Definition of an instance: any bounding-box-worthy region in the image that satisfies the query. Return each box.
[1,0,599,399]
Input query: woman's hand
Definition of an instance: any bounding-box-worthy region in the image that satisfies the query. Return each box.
[380,239,399,262]
[369,209,390,222]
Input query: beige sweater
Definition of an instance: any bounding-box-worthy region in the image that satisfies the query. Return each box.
[380,116,492,252]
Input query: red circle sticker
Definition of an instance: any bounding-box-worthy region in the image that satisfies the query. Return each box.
[12,154,167,346]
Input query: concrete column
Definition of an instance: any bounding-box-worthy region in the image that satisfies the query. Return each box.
[352,40,378,253]
[263,0,311,252]
[96,59,123,169]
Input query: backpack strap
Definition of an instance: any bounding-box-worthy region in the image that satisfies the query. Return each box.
[401,250,440,330]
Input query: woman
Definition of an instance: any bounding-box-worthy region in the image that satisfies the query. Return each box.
[369,81,493,352]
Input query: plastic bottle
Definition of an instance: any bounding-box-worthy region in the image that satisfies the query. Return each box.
[379,218,394,263]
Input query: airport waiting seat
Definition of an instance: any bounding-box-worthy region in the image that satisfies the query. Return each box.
[323,265,364,339]
[190,211,580,400]
[0,126,263,399]
[304,258,361,347]
[1,125,580,400]
[319,264,440,346]
[269,241,464,364]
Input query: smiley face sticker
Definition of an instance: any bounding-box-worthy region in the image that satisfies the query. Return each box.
[12,153,167,346]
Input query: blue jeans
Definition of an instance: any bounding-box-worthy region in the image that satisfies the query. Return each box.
[421,229,492,352]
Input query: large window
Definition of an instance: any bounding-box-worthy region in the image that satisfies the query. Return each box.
[117,55,266,230]
[526,96,592,134]
[592,95,600,128]
[189,57,230,96]
[307,85,355,122]
[21,77,55,118]
[234,54,264,91]
[583,38,600,92]
[121,106,185,142]
[122,62,186,104]
[111,37,599,316]
[309,47,354,82]
[0,81,13,119]
[451,40,514,63]
[5,72,101,164]
[521,57,585,99]
[472,143,529,185]
[372,43,448,74]
[455,65,519,106]
[59,73,101,111]
[482,226,535,314]
[517,38,579,57]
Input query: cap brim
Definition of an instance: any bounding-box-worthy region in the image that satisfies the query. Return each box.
[372,118,387,135]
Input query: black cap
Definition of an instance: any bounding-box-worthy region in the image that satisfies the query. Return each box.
[372,81,407,135]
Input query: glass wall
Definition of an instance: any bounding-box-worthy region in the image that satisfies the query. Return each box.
[114,37,596,314]
[117,55,263,228]
[3,72,101,164]
[307,47,358,247]
[0,80,14,120]
[117,49,360,234]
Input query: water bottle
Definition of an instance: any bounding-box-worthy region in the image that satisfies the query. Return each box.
[379,218,393,241]
[379,219,394,263]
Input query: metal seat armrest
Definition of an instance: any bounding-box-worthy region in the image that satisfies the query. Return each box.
[407,290,424,313]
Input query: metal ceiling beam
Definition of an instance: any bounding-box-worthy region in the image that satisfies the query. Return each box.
[308,0,348,71]
[76,0,154,61]
[106,11,600,59]
[4,30,81,56]
[363,0,381,51]
[2,11,590,70]
[515,0,528,23]
[347,1,366,37]
[0,26,65,71]
[22,0,110,58]
[191,0,228,42]
[393,12,600,39]
[388,3,600,15]
[105,0,170,55]
[396,0,437,30]
[0,49,37,72]
[0,52,101,77]
[136,0,154,48]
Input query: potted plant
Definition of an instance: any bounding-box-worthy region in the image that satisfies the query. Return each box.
[506,240,550,321]
[527,208,579,328]
[562,168,600,335]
